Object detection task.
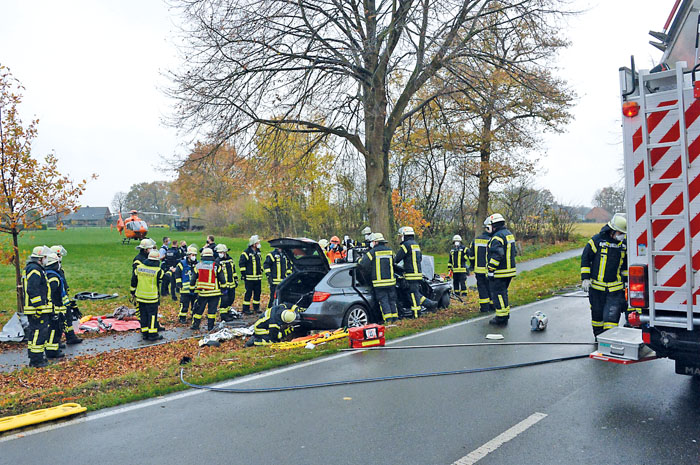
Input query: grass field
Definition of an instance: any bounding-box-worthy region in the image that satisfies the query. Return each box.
[573,223,605,238]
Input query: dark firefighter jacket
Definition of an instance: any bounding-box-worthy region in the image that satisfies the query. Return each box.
[394,239,423,281]
[580,225,627,292]
[467,232,491,274]
[487,226,517,278]
[218,253,238,289]
[24,259,51,315]
[358,243,396,288]
[448,245,468,273]
[264,249,292,285]
[46,265,69,311]
[253,305,295,343]
[239,246,262,281]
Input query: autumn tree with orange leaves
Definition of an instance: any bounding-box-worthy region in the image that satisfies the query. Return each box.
[0,65,89,313]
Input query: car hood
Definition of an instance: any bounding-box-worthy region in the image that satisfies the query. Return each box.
[268,238,330,273]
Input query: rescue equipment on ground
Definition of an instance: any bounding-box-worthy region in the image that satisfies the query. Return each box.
[530,311,548,331]
[273,328,349,350]
[199,326,254,347]
[74,292,119,301]
[349,324,385,348]
[591,327,654,361]
[0,403,87,433]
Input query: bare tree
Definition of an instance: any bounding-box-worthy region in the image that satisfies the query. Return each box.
[167,0,572,237]
[111,191,127,216]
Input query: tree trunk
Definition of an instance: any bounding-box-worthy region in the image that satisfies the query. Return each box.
[12,228,22,314]
[476,114,493,237]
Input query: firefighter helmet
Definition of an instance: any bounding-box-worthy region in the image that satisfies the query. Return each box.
[148,250,161,260]
[248,235,260,246]
[398,226,415,236]
[187,246,198,255]
[371,232,387,243]
[50,245,67,257]
[330,236,340,244]
[530,311,548,331]
[215,243,229,253]
[608,212,627,234]
[487,213,505,225]
[46,252,60,266]
[201,248,214,258]
[362,226,372,235]
[318,239,329,249]
[452,235,462,242]
[281,309,296,324]
[136,239,152,250]
[30,246,50,258]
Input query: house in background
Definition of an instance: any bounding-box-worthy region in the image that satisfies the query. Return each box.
[585,207,612,223]
[64,207,112,227]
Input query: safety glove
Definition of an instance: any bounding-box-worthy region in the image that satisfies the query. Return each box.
[581,279,591,292]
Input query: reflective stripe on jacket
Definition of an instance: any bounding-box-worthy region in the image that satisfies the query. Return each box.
[239,246,262,281]
[359,244,396,288]
[487,228,517,278]
[395,239,422,280]
[23,260,51,314]
[133,260,163,303]
[448,246,468,273]
[580,227,627,292]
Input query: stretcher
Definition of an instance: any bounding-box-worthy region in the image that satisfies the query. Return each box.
[274,328,349,350]
[0,403,87,433]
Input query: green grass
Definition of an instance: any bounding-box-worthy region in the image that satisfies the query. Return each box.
[573,223,605,238]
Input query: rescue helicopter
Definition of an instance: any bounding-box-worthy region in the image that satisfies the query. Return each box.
[113,210,181,244]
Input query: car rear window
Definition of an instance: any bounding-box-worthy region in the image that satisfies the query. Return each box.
[328,269,352,288]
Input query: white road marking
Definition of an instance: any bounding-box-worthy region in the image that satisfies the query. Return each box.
[453,412,548,465]
[0,296,563,443]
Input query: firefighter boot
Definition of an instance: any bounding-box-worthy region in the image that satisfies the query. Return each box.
[207,317,216,331]
[29,356,49,368]
[65,332,83,344]
[179,316,187,324]
[489,315,509,326]
[190,318,201,330]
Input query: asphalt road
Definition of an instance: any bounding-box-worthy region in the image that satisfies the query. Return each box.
[2,290,699,465]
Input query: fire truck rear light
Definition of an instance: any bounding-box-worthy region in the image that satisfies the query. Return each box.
[642,331,651,344]
[622,101,640,117]
[628,265,649,308]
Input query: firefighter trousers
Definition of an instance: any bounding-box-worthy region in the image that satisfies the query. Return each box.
[588,288,624,337]
[453,272,467,296]
[489,276,512,318]
[220,288,235,312]
[268,283,278,309]
[64,306,79,341]
[45,312,64,355]
[242,280,261,313]
[404,280,426,318]
[27,314,48,363]
[194,295,220,328]
[475,273,493,312]
[138,302,159,335]
[161,271,177,300]
[178,293,197,318]
[374,286,398,322]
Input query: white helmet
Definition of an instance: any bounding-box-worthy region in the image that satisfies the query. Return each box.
[452,234,462,242]
[148,250,161,261]
[487,213,505,225]
[362,226,372,235]
[281,309,296,324]
[202,248,214,258]
[50,245,67,257]
[530,311,548,331]
[370,232,387,243]
[398,226,415,236]
[215,243,229,253]
[186,246,198,255]
[45,252,60,266]
[608,212,627,234]
[30,245,51,259]
[248,235,260,246]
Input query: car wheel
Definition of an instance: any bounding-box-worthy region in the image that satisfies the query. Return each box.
[343,305,370,328]
[439,291,450,309]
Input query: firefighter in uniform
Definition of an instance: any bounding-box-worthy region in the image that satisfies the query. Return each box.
[448,234,469,297]
[486,213,517,326]
[161,239,181,301]
[24,246,52,367]
[190,247,226,330]
[240,235,263,314]
[176,246,199,324]
[358,233,399,323]
[466,221,494,312]
[264,247,292,309]
[45,252,68,358]
[246,305,298,346]
[581,213,628,338]
[216,243,238,321]
[394,226,436,318]
[361,227,373,247]
[50,245,82,344]
[133,238,155,271]
[130,250,165,341]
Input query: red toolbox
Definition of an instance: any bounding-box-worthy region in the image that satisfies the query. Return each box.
[348,324,385,348]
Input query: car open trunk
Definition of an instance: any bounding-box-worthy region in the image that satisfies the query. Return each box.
[268,238,330,309]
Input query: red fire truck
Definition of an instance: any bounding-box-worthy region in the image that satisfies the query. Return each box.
[620,0,700,376]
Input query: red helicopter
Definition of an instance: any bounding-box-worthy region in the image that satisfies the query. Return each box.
[116,210,149,244]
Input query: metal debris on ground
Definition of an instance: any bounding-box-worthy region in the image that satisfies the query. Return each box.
[112,306,137,320]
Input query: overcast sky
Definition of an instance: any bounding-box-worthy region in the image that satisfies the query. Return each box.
[0,0,675,209]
